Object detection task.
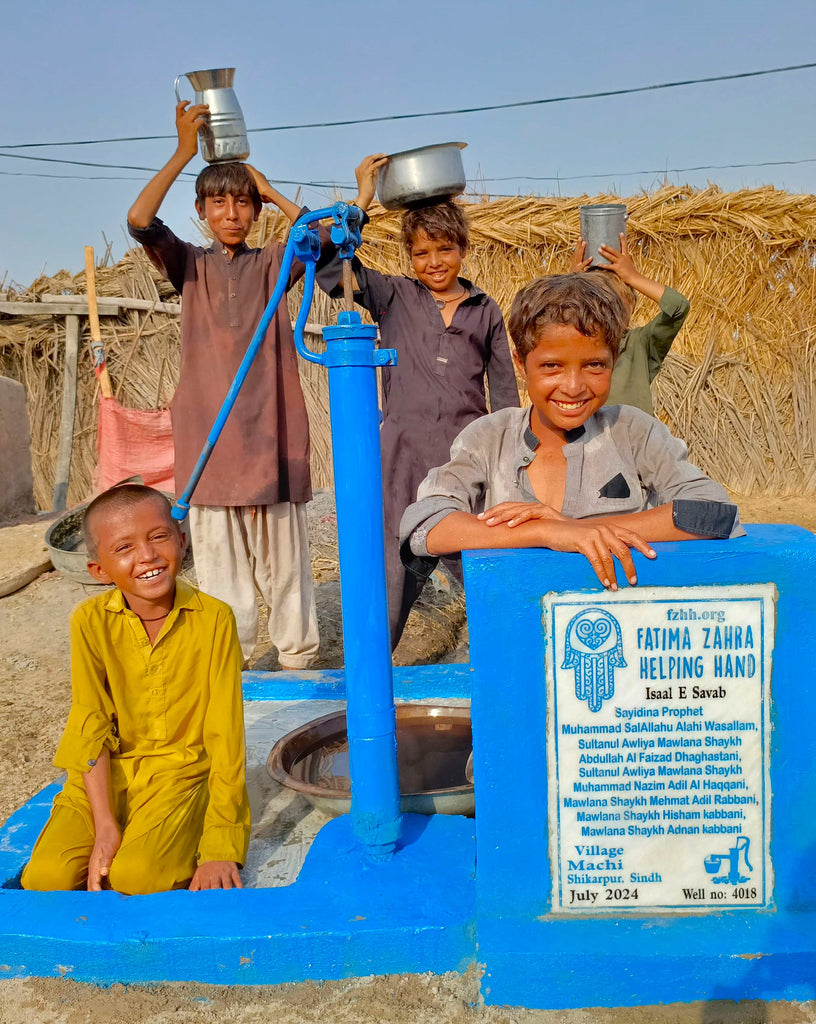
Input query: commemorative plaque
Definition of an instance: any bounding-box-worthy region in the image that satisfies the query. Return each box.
[544,584,773,913]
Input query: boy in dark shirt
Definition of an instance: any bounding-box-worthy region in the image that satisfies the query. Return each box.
[320,154,519,648]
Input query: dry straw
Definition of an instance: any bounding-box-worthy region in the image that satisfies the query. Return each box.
[3,183,816,510]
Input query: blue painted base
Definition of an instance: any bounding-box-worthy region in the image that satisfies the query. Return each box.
[466,526,816,1010]
[241,663,471,701]
[0,810,475,985]
[480,915,816,1008]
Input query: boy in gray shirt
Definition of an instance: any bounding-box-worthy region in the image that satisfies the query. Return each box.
[401,274,740,592]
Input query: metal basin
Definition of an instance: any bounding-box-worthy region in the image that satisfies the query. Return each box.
[376,142,467,211]
[267,704,474,816]
[44,503,98,584]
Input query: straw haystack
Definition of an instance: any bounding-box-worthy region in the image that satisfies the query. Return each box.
[3,183,816,510]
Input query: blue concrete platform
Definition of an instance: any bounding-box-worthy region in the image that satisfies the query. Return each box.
[242,663,471,701]
[0,803,475,985]
[0,666,476,985]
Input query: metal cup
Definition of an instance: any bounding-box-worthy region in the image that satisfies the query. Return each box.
[579,204,627,267]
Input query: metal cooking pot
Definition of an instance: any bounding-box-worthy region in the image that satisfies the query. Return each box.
[376,142,467,211]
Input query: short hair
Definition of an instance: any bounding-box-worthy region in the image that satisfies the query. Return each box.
[83,484,174,561]
[195,162,261,207]
[587,266,638,314]
[401,200,469,252]
[508,274,629,362]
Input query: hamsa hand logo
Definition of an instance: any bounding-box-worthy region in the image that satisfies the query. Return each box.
[562,608,626,712]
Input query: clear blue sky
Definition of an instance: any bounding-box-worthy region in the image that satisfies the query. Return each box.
[2,0,815,287]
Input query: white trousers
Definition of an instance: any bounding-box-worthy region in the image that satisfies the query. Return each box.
[187,503,319,667]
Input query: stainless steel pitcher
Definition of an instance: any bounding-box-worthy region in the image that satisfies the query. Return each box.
[174,68,250,165]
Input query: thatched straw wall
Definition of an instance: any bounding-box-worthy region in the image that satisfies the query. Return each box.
[0,252,181,510]
[3,184,816,510]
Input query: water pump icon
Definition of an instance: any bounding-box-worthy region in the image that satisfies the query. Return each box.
[704,836,752,885]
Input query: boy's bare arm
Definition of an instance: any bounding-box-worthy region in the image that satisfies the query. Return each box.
[584,503,710,542]
[598,234,665,305]
[244,164,301,225]
[127,101,208,229]
[82,748,121,890]
[352,153,388,212]
[426,510,655,590]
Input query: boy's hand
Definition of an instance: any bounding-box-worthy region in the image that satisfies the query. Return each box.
[87,822,121,891]
[243,164,302,225]
[176,100,209,160]
[569,240,593,273]
[244,164,276,205]
[539,519,656,590]
[190,860,243,890]
[597,233,639,284]
[353,153,388,212]
[597,233,666,304]
[478,501,567,527]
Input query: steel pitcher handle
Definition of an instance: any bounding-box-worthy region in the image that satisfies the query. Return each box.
[174,74,189,105]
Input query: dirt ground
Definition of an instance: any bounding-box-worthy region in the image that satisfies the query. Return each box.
[0,495,814,1023]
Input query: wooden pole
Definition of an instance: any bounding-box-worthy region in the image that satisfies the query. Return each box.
[84,246,113,399]
[342,258,354,312]
[52,314,80,511]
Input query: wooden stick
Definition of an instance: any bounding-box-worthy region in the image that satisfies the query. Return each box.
[0,299,121,317]
[52,313,80,511]
[36,294,325,335]
[84,247,114,399]
[342,258,354,312]
[41,293,178,314]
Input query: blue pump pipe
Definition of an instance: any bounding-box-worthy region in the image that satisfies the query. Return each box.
[172,205,403,859]
[320,311,401,857]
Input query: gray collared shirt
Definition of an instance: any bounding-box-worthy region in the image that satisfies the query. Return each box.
[401,405,741,570]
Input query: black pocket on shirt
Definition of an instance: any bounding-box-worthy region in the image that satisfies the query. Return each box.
[599,473,631,499]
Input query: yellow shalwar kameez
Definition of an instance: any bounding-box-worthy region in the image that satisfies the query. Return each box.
[21,580,250,894]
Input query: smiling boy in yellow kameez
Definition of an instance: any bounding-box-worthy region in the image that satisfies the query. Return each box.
[21,484,250,894]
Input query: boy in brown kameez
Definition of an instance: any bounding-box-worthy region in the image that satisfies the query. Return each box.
[127,101,335,667]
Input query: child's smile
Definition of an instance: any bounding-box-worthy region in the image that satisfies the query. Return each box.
[516,324,614,440]
[87,498,185,618]
[409,230,464,295]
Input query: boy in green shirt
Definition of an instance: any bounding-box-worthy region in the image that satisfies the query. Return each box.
[573,233,689,414]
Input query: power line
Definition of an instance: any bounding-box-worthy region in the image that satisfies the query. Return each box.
[1,61,815,151]
[0,170,153,181]
[0,151,196,175]
[0,151,347,188]
[476,156,816,183]
[3,151,816,187]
